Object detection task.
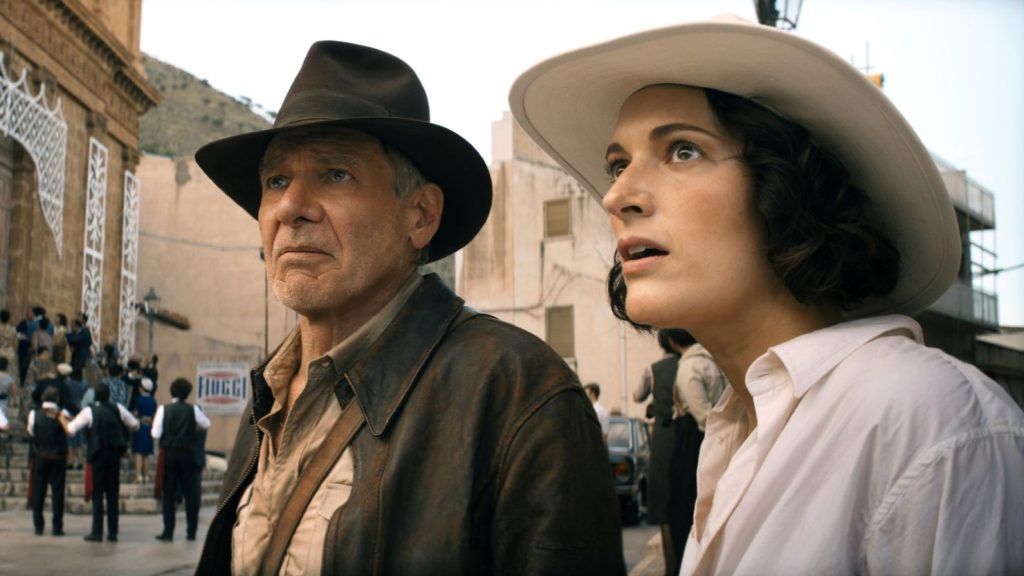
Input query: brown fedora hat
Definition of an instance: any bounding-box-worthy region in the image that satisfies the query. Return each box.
[195,41,492,262]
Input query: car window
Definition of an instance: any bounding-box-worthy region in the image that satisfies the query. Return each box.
[608,419,632,449]
[637,421,649,451]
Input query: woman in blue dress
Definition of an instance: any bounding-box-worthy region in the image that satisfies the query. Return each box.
[130,377,157,484]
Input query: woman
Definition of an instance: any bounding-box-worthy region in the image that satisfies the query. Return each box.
[510,14,1024,575]
[130,377,157,483]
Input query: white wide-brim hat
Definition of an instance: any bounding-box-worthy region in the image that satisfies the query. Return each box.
[509,14,960,318]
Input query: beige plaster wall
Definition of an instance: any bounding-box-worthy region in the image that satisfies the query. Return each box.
[461,114,662,418]
[134,154,296,454]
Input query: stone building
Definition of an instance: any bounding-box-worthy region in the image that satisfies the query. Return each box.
[460,112,664,418]
[0,0,158,358]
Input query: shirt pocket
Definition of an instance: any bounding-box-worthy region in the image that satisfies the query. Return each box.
[316,482,352,520]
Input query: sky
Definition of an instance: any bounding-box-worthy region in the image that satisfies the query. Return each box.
[140,0,1024,326]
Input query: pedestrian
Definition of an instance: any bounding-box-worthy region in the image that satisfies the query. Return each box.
[15,309,35,386]
[65,315,93,374]
[28,386,70,536]
[633,329,689,574]
[0,356,14,416]
[152,378,211,542]
[65,382,139,542]
[23,347,55,412]
[193,40,623,574]
[130,377,157,483]
[101,363,129,407]
[0,309,18,406]
[583,382,611,442]
[64,367,88,470]
[510,13,1024,574]
[666,331,725,569]
[51,313,69,364]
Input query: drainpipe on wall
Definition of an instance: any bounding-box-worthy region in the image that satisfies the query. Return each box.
[619,321,628,417]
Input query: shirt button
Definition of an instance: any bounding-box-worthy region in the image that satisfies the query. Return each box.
[321,361,330,369]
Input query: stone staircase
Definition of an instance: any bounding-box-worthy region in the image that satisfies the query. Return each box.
[0,404,224,514]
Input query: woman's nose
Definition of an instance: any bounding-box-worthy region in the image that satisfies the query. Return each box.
[602,163,652,219]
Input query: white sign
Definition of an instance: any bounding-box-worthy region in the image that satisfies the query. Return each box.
[196,362,250,415]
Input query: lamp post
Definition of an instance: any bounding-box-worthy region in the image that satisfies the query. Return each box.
[142,287,160,357]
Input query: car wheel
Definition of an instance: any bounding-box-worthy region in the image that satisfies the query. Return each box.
[622,495,641,526]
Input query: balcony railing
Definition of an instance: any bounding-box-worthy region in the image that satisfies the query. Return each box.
[928,279,1000,327]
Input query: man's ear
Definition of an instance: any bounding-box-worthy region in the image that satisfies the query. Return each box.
[408,182,443,251]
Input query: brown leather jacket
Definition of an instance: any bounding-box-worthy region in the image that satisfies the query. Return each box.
[197,275,625,575]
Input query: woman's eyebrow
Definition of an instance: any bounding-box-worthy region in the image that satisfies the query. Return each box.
[649,122,719,142]
[606,122,722,159]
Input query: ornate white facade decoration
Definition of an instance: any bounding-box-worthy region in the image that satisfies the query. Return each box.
[81,137,107,350]
[118,171,140,359]
[0,54,68,257]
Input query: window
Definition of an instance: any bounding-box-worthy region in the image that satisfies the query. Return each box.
[544,198,571,238]
[545,305,574,358]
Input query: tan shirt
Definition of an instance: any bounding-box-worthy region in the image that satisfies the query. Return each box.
[673,344,727,431]
[233,273,422,575]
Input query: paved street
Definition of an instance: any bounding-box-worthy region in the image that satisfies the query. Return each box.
[0,505,212,575]
[1,503,664,575]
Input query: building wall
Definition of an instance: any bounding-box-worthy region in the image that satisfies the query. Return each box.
[135,154,296,453]
[461,113,662,418]
[0,0,157,349]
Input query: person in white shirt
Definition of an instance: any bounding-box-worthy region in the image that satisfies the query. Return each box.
[151,377,211,542]
[510,14,1024,575]
[65,382,139,542]
[584,382,611,442]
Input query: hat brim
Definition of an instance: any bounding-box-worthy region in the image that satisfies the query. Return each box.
[195,118,492,263]
[509,16,960,318]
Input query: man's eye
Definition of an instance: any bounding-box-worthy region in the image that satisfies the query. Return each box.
[329,169,352,182]
[265,175,288,189]
[668,141,703,163]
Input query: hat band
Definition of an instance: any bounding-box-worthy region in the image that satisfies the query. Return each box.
[275,90,393,128]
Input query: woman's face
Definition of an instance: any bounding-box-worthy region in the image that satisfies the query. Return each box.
[602,85,784,330]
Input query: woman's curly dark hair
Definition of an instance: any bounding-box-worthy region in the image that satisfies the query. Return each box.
[609,88,900,331]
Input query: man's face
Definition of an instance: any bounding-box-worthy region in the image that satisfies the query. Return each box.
[257,127,425,319]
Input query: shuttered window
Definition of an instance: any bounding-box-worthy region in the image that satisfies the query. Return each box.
[545,306,574,358]
[544,198,571,238]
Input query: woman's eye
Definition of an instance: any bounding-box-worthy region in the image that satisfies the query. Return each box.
[265,175,288,189]
[329,169,352,182]
[669,141,703,163]
[605,160,628,182]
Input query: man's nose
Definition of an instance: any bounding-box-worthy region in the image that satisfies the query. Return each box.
[274,176,325,224]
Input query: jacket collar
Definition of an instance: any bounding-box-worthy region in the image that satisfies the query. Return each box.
[249,274,464,436]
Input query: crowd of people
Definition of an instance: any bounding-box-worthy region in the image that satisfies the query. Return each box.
[0,306,209,544]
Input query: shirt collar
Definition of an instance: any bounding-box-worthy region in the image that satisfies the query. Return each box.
[261,272,424,405]
[323,272,422,374]
[747,314,922,398]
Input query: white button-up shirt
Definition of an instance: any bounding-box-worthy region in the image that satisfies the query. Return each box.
[681,315,1024,575]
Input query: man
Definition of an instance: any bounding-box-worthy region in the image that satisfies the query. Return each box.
[152,378,210,542]
[65,382,139,542]
[101,363,129,407]
[28,386,70,536]
[583,382,611,443]
[65,315,93,374]
[32,363,74,411]
[194,41,622,574]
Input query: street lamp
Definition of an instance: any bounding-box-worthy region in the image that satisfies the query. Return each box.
[142,287,160,356]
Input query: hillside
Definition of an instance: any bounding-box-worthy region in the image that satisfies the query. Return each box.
[139,54,273,159]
